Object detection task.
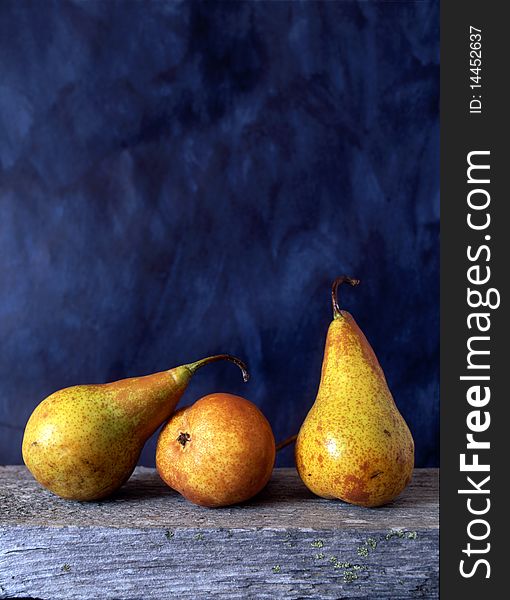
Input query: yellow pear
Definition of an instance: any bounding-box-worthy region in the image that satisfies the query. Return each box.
[156,393,275,507]
[22,355,248,501]
[295,277,414,507]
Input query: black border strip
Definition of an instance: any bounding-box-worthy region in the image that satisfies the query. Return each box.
[441,1,506,596]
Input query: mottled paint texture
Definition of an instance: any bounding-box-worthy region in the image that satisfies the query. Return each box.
[0,1,439,467]
[156,393,276,507]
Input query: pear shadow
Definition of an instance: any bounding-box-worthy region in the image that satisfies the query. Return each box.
[89,468,180,504]
[257,471,317,503]
[98,468,317,511]
[201,469,318,512]
[66,468,429,513]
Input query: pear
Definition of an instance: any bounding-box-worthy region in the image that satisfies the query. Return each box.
[22,355,248,501]
[156,393,275,507]
[295,277,414,507]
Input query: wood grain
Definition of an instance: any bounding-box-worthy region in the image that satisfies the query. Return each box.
[0,467,438,599]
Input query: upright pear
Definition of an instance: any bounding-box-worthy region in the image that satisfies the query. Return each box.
[22,355,248,501]
[295,277,414,507]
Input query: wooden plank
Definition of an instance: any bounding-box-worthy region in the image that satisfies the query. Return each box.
[0,466,438,530]
[0,467,438,599]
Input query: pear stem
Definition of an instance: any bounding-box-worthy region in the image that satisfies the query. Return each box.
[276,433,298,452]
[185,354,250,382]
[332,275,360,319]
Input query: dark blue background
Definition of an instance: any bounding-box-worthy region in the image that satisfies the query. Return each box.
[0,0,439,467]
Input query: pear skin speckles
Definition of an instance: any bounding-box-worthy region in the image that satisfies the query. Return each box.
[156,393,276,507]
[22,386,141,500]
[295,312,415,508]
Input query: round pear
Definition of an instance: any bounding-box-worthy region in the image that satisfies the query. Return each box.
[156,393,275,507]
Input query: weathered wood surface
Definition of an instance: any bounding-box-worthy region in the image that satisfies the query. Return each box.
[0,466,438,599]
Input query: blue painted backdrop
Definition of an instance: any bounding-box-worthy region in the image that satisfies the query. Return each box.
[0,0,439,468]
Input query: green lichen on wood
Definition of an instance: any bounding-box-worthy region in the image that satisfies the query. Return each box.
[385,529,418,541]
[357,536,378,557]
[385,529,404,540]
[343,570,359,583]
[61,563,71,573]
[272,565,281,574]
[337,562,369,583]
[303,528,420,586]
[164,530,174,540]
